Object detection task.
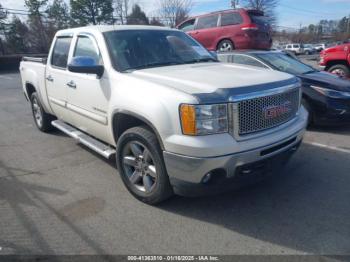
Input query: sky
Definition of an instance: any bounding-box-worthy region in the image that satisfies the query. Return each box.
[1,0,350,30]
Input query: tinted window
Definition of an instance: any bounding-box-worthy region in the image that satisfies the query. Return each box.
[257,53,316,75]
[51,37,72,68]
[74,36,101,64]
[221,12,243,26]
[104,30,214,72]
[196,15,219,30]
[179,19,195,32]
[233,54,268,68]
[293,44,299,48]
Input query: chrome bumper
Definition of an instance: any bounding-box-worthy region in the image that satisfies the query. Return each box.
[163,128,305,185]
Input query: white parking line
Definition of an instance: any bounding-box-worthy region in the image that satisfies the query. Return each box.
[305,142,350,154]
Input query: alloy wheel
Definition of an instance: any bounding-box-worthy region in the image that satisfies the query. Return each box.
[122,141,157,193]
[32,97,43,128]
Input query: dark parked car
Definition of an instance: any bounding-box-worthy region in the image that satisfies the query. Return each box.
[218,50,350,125]
[177,9,272,52]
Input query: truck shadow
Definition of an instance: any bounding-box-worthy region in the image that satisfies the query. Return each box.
[159,143,350,254]
[308,124,350,135]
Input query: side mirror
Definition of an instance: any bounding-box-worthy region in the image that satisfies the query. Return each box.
[68,56,104,78]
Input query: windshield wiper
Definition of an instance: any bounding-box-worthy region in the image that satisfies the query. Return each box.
[124,61,182,71]
[184,57,218,64]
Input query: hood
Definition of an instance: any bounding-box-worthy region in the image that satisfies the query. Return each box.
[300,71,350,92]
[128,62,295,101]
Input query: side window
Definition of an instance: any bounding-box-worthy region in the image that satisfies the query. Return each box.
[196,15,219,30]
[51,37,72,68]
[221,12,243,26]
[74,36,101,64]
[293,44,299,48]
[179,19,196,32]
[233,55,267,68]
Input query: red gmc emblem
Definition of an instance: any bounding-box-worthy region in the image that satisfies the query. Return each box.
[263,101,292,120]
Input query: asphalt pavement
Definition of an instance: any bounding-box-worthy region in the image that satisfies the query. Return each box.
[0,72,349,256]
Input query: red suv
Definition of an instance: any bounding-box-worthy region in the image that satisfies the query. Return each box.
[177,9,272,52]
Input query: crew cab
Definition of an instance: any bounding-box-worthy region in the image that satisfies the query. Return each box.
[320,43,350,78]
[20,26,308,204]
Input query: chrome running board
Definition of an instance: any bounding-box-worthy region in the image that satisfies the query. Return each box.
[51,120,116,159]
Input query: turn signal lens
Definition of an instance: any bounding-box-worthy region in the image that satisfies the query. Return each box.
[180,104,196,135]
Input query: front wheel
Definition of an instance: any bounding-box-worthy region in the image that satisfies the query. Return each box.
[328,64,350,78]
[30,92,54,132]
[217,40,234,52]
[116,126,173,205]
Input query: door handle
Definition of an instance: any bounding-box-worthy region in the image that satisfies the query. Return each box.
[66,81,76,89]
[46,75,54,82]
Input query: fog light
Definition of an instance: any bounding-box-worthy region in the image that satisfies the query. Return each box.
[202,173,212,184]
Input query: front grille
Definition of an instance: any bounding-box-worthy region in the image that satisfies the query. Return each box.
[236,88,300,136]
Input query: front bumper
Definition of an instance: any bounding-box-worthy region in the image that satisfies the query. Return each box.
[313,97,350,125]
[163,128,304,196]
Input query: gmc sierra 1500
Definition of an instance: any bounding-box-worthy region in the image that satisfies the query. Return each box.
[20,26,308,204]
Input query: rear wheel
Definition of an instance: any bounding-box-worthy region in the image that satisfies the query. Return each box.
[328,64,350,78]
[116,126,173,205]
[30,92,54,132]
[217,40,234,52]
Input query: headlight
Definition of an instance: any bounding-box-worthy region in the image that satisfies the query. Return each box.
[180,104,228,135]
[311,85,350,99]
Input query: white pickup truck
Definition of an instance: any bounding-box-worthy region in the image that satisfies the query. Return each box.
[20,26,308,204]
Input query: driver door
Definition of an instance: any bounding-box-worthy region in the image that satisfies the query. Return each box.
[66,34,111,144]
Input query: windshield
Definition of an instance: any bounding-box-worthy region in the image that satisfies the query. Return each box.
[256,52,317,75]
[104,30,216,72]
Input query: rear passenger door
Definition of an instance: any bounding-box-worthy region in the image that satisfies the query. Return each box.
[193,14,220,50]
[46,36,74,122]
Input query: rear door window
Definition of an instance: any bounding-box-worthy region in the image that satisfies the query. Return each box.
[51,37,72,68]
[221,12,243,26]
[196,15,219,30]
[178,19,196,32]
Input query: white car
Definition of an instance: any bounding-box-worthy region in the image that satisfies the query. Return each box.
[285,44,305,55]
[20,26,308,204]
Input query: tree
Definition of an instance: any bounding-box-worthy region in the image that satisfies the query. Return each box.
[25,0,49,53]
[231,0,240,8]
[114,0,130,25]
[0,3,7,26]
[70,0,114,26]
[5,16,29,53]
[46,0,70,30]
[149,17,164,26]
[241,0,279,27]
[127,4,149,25]
[0,4,8,55]
[158,0,193,28]
[46,0,70,41]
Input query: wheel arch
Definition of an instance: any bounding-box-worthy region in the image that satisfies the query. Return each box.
[25,82,37,101]
[325,60,349,71]
[112,110,165,151]
[216,38,235,50]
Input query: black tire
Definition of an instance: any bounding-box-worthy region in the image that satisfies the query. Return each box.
[217,39,234,52]
[30,92,55,132]
[302,98,314,126]
[328,64,350,78]
[116,126,173,205]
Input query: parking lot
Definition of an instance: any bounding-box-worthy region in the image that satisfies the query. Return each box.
[0,71,350,255]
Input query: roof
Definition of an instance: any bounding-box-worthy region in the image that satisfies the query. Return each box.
[56,25,175,36]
